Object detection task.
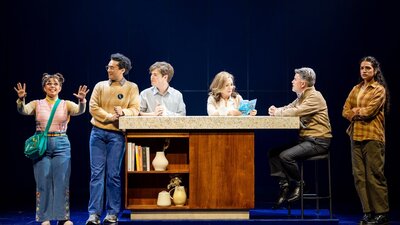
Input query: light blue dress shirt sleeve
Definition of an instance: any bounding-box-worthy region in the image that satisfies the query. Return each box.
[140,86,186,116]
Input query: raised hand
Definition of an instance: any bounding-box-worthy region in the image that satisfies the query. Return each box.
[14,82,27,100]
[73,85,90,101]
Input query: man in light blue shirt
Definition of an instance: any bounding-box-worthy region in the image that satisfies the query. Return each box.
[139,61,186,116]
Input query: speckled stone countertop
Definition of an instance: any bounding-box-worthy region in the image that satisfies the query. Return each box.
[119,116,299,130]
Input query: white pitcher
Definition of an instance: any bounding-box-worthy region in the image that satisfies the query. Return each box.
[170,186,187,206]
[157,190,171,207]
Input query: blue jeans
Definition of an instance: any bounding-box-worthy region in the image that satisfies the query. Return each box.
[33,135,71,222]
[269,136,330,182]
[88,126,125,216]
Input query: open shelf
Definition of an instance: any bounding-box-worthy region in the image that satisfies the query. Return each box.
[125,133,190,210]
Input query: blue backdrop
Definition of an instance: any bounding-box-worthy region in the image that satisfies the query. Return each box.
[2,0,399,213]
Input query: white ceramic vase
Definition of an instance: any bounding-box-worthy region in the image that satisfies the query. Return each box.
[152,151,169,171]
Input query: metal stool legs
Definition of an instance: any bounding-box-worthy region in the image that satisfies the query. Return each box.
[300,153,332,219]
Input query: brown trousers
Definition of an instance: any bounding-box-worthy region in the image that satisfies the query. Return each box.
[351,140,389,214]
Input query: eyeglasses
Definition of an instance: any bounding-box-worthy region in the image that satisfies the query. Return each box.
[105,65,118,71]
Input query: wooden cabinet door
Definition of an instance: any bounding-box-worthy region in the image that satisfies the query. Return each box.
[189,131,254,209]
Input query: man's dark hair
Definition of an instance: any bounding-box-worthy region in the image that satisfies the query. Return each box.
[111,53,132,75]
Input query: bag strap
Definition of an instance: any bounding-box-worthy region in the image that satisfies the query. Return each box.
[43,99,61,135]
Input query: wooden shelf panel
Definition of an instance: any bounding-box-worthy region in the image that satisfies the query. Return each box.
[126,133,189,138]
[126,204,190,210]
[128,169,189,174]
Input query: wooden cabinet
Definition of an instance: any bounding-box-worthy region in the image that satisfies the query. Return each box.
[120,116,299,219]
[124,131,254,210]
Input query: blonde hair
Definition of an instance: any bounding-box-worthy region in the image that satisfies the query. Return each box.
[208,71,238,102]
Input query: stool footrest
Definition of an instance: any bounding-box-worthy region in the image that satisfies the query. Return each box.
[303,194,317,197]
[303,195,331,200]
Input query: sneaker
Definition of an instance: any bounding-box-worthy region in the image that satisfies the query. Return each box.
[360,213,373,224]
[57,220,73,225]
[86,214,100,225]
[368,213,389,225]
[103,214,118,224]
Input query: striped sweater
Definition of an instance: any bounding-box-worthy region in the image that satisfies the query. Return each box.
[17,98,86,132]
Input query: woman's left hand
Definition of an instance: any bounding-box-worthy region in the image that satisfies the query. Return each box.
[73,85,90,101]
[249,109,257,116]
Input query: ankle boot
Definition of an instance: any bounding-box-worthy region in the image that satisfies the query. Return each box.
[287,181,302,202]
[272,179,289,209]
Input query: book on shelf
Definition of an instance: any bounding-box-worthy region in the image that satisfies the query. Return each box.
[142,146,147,171]
[127,142,132,171]
[128,144,151,172]
[138,146,151,172]
[145,146,150,171]
[127,142,136,171]
[132,144,137,171]
[135,145,143,171]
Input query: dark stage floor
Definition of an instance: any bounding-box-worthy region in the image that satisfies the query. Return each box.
[0,208,399,225]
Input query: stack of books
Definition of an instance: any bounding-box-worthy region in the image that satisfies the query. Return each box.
[127,142,151,171]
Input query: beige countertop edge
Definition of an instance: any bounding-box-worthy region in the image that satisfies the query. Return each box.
[119,116,299,130]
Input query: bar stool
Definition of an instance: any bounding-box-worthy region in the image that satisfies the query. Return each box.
[300,152,333,219]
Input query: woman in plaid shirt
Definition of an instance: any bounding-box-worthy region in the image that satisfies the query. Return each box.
[343,56,391,225]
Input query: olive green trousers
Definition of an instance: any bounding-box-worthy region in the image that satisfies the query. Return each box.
[351,140,389,214]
